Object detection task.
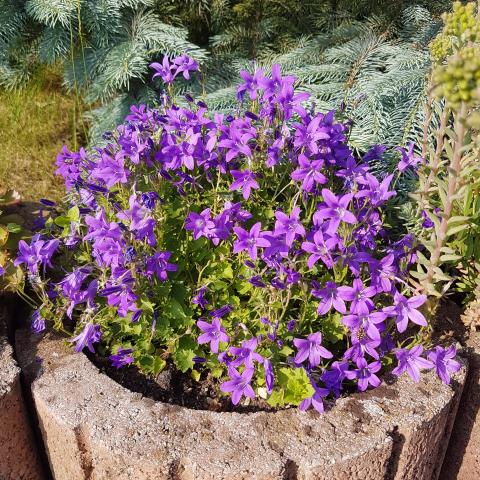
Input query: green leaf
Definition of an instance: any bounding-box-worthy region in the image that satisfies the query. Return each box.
[0,226,8,246]
[439,254,463,262]
[67,206,80,222]
[6,223,21,233]
[173,349,195,373]
[165,298,187,319]
[322,313,346,344]
[54,216,71,227]
[279,367,315,405]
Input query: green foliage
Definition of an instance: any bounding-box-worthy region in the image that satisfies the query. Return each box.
[0,190,25,292]
[410,2,480,302]
[0,0,452,149]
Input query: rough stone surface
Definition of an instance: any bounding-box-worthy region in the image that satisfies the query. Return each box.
[0,306,44,480]
[16,329,466,480]
[440,331,480,479]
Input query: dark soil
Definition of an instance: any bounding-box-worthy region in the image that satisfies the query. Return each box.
[90,353,277,413]
[90,298,468,414]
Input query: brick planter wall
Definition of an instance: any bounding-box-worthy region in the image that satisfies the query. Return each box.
[0,305,44,480]
[16,329,466,480]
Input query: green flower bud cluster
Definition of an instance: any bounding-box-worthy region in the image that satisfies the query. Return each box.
[430,2,479,62]
[434,46,480,108]
[444,1,477,38]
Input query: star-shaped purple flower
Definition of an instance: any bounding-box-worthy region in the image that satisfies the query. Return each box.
[345,357,382,391]
[273,207,306,246]
[339,279,377,314]
[197,317,229,353]
[229,337,263,368]
[69,323,102,353]
[145,251,177,281]
[233,222,270,261]
[311,280,349,315]
[395,142,423,172]
[229,169,259,200]
[313,189,356,235]
[392,345,433,382]
[301,230,336,269]
[427,345,461,385]
[385,293,428,333]
[220,367,256,405]
[293,332,333,368]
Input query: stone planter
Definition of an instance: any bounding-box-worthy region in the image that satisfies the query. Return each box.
[0,303,44,480]
[16,329,466,480]
[440,330,480,479]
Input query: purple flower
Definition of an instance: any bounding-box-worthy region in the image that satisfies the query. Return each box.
[117,194,156,247]
[90,151,129,189]
[233,222,270,261]
[299,381,329,413]
[385,293,428,333]
[237,68,266,101]
[249,275,266,288]
[363,144,387,162]
[345,357,382,391]
[219,119,256,162]
[321,361,349,397]
[185,209,215,240]
[370,254,397,293]
[197,317,229,353]
[172,54,199,80]
[58,268,97,318]
[109,347,134,368]
[14,235,59,274]
[392,345,434,382]
[357,173,396,207]
[301,230,336,269]
[427,345,461,385]
[229,337,263,367]
[395,142,423,172]
[69,323,102,353]
[145,251,177,281]
[263,359,274,394]
[291,155,327,192]
[31,309,46,333]
[342,310,387,341]
[274,207,306,246]
[336,156,369,187]
[192,286,209,309]
[55,145,87,190]
[339,279,377,314]
[293,332,333,368]
[220,367,256,405]
[209,304,233,318]
[311,281,349,315]
[229,170,259,200]
[343,328,381,361]
[313,189,356,235]
[151,56,175,84]
[101,269,138,318]
[421,210,434,228]
[0,265,5,276]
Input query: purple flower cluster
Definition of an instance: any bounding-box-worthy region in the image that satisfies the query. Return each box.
[151,55,199,84]
[16,56,459,412]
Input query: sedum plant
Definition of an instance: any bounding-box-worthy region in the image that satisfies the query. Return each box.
[411,1,480,304]
[15,58,459,411]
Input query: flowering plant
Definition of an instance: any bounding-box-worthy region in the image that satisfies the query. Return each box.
[16,57,459,412]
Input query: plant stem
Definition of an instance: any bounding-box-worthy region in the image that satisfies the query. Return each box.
[424,103,467,294]
[419,107,449,209]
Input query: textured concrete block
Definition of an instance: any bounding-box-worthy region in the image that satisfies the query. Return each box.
[0,305,44,480]
[16,329,466,480]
